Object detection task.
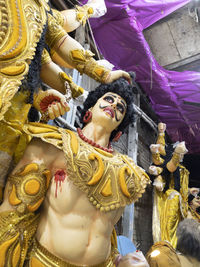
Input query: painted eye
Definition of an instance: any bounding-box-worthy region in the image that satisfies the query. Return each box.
[103,96,114,103]
[117,103,124,114]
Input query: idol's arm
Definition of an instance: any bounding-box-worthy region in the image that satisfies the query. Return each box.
[44,14,130,84]
[157,122,166,156]
[150,144,164,165]
[52,4,93,33]
[166,142,188,173]
[52,35,130,83]
[40,49,82,96]
[40,49,71,94]
[53,0,106,33]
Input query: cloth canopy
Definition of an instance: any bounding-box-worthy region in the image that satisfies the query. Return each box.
[82,0,200,154]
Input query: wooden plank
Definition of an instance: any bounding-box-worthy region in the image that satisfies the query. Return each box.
[122,95,139,241]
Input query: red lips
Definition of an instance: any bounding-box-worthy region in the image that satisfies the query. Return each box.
[103,107,114,118]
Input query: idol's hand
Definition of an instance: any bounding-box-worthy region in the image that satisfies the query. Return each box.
[158,122,166,133]
[174,141,188,155]
[150,144,160,154]
[33,89,70,121]
[153,176,165,192]
[106,70,131,84]
[149,166,163,176]
[47,100,69,120]
[118,251,149,267]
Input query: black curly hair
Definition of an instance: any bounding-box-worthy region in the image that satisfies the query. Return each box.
[23,8,52,122]
[79,75,136,141]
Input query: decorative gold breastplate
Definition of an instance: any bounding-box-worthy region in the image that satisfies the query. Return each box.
[24,123,150,212]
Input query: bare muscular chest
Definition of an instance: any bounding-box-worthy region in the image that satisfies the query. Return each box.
[45,171,123,225]
[44,150,123,222]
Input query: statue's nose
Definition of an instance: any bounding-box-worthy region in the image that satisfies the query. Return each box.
[111,102,117,109]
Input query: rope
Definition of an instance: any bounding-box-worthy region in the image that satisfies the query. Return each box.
[86,19,101,60]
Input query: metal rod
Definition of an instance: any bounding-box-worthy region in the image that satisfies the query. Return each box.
[133,104,157,132]
[54,117,77,131]
[184,101,200,107]
[86,20,101,60]
[51,0,68,9]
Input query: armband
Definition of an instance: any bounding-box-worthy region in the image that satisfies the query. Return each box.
[46,14,67,49]
[41,48,52,65]
[69,49,111,83]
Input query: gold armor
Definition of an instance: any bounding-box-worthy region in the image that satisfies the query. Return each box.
[156,133,166,156]
[0,90,32,199]
[171,152,183,168]
[23,123,150,211]
[41,49,52,65]
[0,163,51,267]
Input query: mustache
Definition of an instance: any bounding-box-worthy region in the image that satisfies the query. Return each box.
[99,104,120,122]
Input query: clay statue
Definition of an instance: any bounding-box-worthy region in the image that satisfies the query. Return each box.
[0,78,150,266]
[0,0,131,200]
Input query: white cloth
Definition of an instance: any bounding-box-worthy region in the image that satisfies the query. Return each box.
[87,0,107,18]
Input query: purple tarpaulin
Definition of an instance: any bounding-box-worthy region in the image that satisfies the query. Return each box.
[86,0,200,154]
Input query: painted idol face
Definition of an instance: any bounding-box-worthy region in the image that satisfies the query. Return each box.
[192,193,200,209]
[189,188,200,209]
[91,92,127,132]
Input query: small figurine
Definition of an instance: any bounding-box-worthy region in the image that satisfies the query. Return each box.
[149,123,189,248]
